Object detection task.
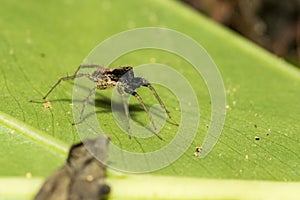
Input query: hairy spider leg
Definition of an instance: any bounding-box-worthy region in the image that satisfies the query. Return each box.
[125,74,178,126]
[117,83,162,140]
[144,83,179,126]
[118,73,158,131]
[131,92,157,130]
[42,74,96,100]
[132,92,164,140]
[72,85,98,125]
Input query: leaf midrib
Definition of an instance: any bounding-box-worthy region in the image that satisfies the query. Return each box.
[0,111,68,155]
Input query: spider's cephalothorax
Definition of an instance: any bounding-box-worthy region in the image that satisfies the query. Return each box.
[35,65,177,138]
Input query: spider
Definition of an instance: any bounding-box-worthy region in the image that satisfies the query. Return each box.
[34,65,177,137]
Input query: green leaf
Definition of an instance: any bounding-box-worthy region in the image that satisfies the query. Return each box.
[0,0,300,198]
[0,111,67,176]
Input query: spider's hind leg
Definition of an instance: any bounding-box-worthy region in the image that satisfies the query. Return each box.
[41,73,94,100]
[73,64,102,75]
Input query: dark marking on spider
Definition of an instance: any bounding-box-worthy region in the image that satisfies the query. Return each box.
[31,65,178,138]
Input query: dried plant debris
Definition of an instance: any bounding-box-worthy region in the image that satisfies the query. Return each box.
[193,146,203,157]
[43,101,52,109]
[34,135,110,200]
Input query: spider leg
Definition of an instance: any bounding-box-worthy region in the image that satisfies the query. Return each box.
[72,85,98,125]
[73,64,101,75]
[132,92,157,130]
[42,74,94,100]
[132,92,164,140]
[144,83,179,126]
[117,83,131,138]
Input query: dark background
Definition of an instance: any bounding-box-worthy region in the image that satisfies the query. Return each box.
[181,0,300,67]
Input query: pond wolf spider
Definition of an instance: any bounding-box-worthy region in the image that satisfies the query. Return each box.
[34,65,177,137]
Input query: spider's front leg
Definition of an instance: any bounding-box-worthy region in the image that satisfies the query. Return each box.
[131,91,157,131]
[117,82,162,139]
[134,78,179,126]
[123,79,157,130]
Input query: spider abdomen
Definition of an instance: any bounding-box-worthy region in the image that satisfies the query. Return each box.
[97,77,117,90]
